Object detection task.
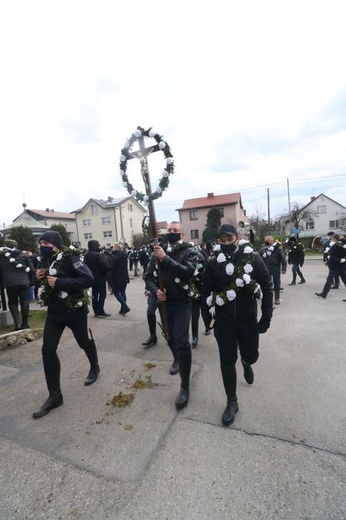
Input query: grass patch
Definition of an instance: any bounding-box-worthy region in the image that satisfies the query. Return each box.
[0,309,47,335]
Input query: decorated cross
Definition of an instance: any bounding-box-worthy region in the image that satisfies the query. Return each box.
[119,126,175,338]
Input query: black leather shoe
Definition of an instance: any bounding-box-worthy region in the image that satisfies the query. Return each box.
[170,358,179,375]
[142,335,157,347]
[84,365,100,386]
[204,328,211,335]
[289,282,296,286]
[175,386,189,409]
[298,280,306,284]
[32,392,63,419]
[192,337,198,348]
[99,312,111,317]
[315,292,326,299]
[222,398,239,426]
[241,359,254,385]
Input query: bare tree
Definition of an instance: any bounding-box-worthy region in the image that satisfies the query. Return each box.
[285,202,318,239]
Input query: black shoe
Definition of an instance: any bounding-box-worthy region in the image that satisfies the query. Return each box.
[241,359,254,385]
[84,365,100,386]
[315,292,326,299]
[100,312,111,317]
[192,337,198,348]
[289,282,296,286]
[170,358,179,375]
[32,392,63,419]
[298,280,306,284]
[204,328,211,335]
[21,323,30,329]
[274,299,280,305]
[175,386,189,409]
[142,335,158,347]
[331,286,339,289]
[280,287,284,291]
[94,314,104,318]
[122,304,130,315]
[222,398,239,426]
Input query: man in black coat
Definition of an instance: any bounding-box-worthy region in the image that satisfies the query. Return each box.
[259,236,287,305]
[84,240,110,318]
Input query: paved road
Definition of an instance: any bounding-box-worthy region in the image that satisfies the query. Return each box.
[0,259,345,519]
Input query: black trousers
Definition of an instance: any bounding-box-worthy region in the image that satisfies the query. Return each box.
[91,280,107,315]
[41,315,98,393]
[214,316,259,367]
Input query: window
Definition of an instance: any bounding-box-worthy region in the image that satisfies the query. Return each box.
[128,204,133,212]
[305,220,315,230]
[82,219,91,226]
[103,231,113,238]
[84,233,92,239]
[102,216,111,224]
[329,220,339,228]
[191,230,199,239]
[317,205,327,214]
[189,210,198,221]
[91,204,97,215]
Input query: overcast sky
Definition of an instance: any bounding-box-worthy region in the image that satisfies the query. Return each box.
[1,0,346,229]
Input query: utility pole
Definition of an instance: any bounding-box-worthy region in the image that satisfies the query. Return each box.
[267,188,270,234]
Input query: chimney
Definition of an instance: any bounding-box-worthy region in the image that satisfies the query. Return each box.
[310,196,316,202]
[207,193,214,198]
[107,196,113,203]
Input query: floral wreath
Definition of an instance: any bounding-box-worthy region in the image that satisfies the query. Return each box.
[206,245,262,307]
[119,126,174,206]
[0,247,31,274]
[37,246,91,310]
[261,241,280,258]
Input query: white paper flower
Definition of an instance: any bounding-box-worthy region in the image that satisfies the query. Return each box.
[49,267,57,275]
[216,295,225,306]
[75,301,83,307]
[189,291,194,297]
[120,154,127,162]
[25,267,30,272]
[235,278,244,287]
[183,284,189,290]
[142,200,149,206]
[175,277,181,283]
[217,252,226,263]
[267,251,272,256]
[123,182,128,188]
[340,258,346,263]
[243,274,251,284]
[134,129,142,138]
[153,271,158,278]
[57,252,63,260]
[162,169,169,178]
[5,252,10,257]
[244,263,253,273]
[9,258,15,263]
[143,195,149,201]
[243,246,253,254]
[149,129,156,137]
[60,291,68,299]
[69,246,76,251]
[206,294,213,306]
[155,187,162,194]
[226,289,237,301]
[120,169,125,177]
[225,263,234,275]
[159,140,166,149]
[131,190,137,197]
[38,287,44,297]
[123,140,130,149]
[16,263,23,268]
[213,244,221,251]
[166,157,173,164]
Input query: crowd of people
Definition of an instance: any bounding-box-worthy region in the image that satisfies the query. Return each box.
[1,225,345,426]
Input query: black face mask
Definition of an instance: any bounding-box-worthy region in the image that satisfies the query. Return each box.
[40,245,55,259]
[220,243,237,255]
[264,241,270,246]
[166,232,181,244]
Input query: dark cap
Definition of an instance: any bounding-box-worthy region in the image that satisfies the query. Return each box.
[216,224,237,238]
[38,231,63,249]
[289,236,297,241]
[88,240,100,251]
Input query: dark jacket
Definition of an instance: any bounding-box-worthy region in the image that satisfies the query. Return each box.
[287,242,305,266]
[324,241,346,271]
[83,249,109,284]
[0,247,34,288]
[144,242,198,304]
[38,251,94,322]
[203,245,273,323]
[110,250,130,285]
[259,242,287,273]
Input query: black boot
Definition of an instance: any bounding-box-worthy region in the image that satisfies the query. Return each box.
[83,332,100,385]
[175,352,191,410]
[222,397,239,426]
[32,389,63,419]
[21,302,30,329]
[9,304,22,330]
[167,341,178,375]
[122,304,131,315]
[274,289,280,305]
[84,365,100,386]
[241,358,254,385]
[142,334,158,347]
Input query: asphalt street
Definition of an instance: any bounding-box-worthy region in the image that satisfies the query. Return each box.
[0,257,345,520]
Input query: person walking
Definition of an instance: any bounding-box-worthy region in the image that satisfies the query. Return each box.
[145,221,198,409]
[259,236,286,305]
[110,242,130,315]
[315,234,346,299]
[203,224,273,427]
[0,239,34,331]
[286,236,306,285]
[83,240,111,318]
[32,231,100,419]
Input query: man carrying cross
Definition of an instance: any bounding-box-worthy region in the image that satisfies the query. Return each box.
[145,221,198,409]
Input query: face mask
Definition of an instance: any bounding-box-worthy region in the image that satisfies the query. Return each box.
[265,241,270,246]
[166,232,181,244]
[40,245,55,259]
[220,243,236,255]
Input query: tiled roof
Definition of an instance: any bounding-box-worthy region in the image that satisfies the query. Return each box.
[28,209,76,219]
[177,192,243,211]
